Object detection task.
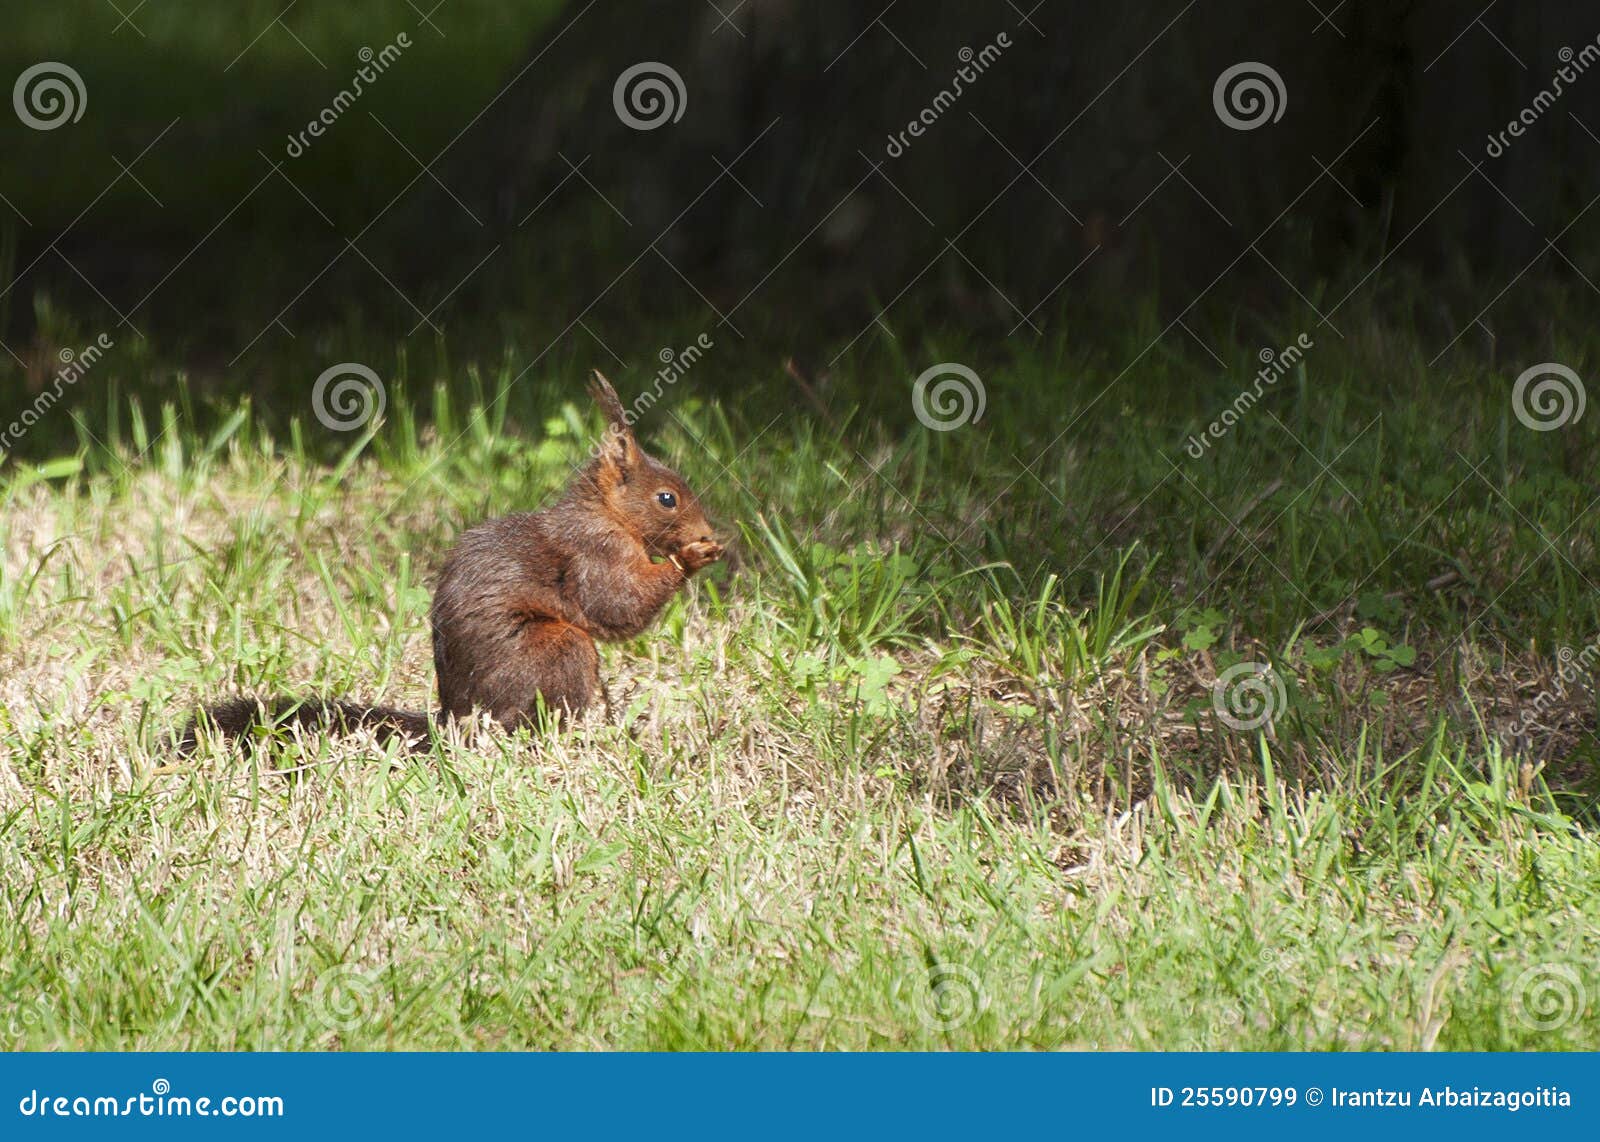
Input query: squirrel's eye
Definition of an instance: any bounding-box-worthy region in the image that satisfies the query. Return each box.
[656,491,678,510]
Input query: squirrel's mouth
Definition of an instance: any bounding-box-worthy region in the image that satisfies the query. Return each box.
[647,521,715,558]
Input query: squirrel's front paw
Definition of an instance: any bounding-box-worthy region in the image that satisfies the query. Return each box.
[676,540,725,573]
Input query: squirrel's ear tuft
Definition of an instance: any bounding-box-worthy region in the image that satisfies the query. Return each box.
[589,370,640,476]
[588,370,629,428]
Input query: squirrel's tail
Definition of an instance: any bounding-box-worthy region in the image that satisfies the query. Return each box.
[173,696,434,756]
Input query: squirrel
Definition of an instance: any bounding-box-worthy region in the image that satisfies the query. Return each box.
[176,371,724,754]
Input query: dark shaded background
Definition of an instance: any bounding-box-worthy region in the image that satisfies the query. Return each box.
[2,1,1599,419]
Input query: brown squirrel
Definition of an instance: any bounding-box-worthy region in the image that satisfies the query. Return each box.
[177,371,723,753]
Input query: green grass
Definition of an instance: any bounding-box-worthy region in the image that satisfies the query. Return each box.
[1,310,1599,1048]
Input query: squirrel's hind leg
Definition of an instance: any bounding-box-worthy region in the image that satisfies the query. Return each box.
[492,618,600,730]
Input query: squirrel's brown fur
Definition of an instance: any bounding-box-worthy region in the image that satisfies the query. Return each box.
[177,371,723,753]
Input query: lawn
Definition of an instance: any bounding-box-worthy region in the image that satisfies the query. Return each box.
[1,312,1597,1049]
